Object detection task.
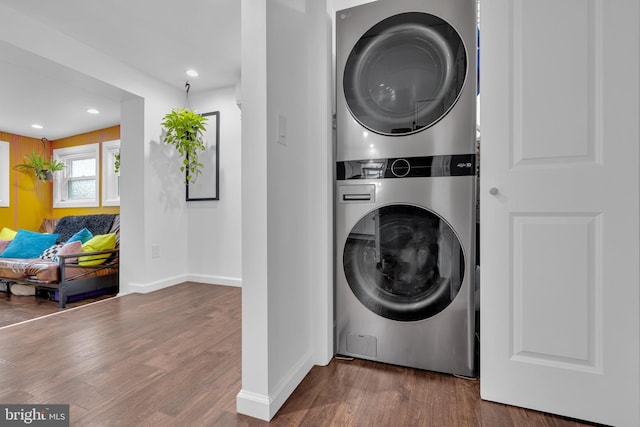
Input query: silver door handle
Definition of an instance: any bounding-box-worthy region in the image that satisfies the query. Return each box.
[489,187,499,195]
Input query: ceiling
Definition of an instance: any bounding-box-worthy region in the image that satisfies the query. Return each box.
[0,0,241,140]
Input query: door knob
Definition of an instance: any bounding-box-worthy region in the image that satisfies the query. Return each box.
[489,187,499,195]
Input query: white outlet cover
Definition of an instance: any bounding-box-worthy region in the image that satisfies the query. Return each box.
[277,114,287,146]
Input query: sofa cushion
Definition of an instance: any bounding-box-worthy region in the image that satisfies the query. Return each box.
[0,258,59,283]
[79,233,117,266]
[0,227,17,240]
[0,240,9,254]
[0,230,59,259]
[40,243,64,261]
[56,241,83,262]
[67,227,93,244]
[110,215,120,247]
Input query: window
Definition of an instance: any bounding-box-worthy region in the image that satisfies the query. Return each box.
[0,141,9,207]
[102,140,120,206]
[53,143,99,208]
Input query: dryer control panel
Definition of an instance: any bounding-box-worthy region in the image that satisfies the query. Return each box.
[337,154,476,180]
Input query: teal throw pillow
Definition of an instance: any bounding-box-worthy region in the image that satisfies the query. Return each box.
[67,227,94,244]
[0,229,60,258]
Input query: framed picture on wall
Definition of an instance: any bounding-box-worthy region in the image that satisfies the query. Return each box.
[186,111,220,201]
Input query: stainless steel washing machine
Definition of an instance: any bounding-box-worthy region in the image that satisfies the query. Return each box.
[336,0,477,161]
[335,155,477,376]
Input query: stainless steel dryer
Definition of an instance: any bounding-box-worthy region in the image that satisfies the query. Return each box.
[335,155,477,376]
[336,0,477,161]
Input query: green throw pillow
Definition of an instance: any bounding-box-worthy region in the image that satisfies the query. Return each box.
[78,233,116,266]
[0,227,17,241]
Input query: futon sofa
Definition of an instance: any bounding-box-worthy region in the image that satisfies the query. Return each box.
[0,214,119,308]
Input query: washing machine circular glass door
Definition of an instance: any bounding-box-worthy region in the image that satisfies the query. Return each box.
[343,12,467,136]
[343,204,465,322]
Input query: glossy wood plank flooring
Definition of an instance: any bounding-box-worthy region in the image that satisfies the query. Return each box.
[0,290,116,328]
[0,282,597,426]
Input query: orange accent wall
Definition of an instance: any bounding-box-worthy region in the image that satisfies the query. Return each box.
[0,126,120,232]
[0,132,51,231]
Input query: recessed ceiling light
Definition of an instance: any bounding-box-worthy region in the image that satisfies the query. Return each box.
[31,124,43,129]
[186,69,199,77]
[86,108,100,115]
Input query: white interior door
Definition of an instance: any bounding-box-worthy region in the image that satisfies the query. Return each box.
[480,1,640,426]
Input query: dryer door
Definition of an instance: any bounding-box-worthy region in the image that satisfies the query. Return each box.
[343,12,467,136]
[343,204,465,322]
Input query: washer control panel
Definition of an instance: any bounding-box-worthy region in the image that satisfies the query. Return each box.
[336,154,476,180]
[390,159,411,177]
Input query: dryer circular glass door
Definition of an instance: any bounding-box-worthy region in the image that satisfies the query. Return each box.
[343,12,467,136]
[343,204,465,321]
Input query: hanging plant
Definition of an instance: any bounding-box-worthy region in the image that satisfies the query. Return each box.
[14,151,65,181]
[161,83,208,184]
[162,108,208,183]
[114,151,120,174]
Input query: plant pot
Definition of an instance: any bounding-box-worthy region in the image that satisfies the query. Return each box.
[37,170,53,181]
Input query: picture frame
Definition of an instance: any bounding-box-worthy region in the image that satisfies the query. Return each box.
[186,111,220,201]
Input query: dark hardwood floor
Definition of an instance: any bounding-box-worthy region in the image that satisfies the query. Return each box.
[0,289,116,328]
[0,282,597,426]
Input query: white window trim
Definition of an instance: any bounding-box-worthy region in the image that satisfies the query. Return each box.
[53,143,100,208]
[101,140,120,207]
[0,141,9,207]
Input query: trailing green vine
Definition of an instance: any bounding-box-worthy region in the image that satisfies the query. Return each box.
[114,151,120,174]
[161,108,208,184]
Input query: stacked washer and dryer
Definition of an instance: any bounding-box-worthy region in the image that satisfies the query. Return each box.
[335,0,478,377]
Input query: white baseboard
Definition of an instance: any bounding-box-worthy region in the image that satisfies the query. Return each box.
[122,274,241,295]
[123,274,188,294]
[269,351,315,418]
[236,390,271,421]
[187,274,242,287]
[236,351,314,421]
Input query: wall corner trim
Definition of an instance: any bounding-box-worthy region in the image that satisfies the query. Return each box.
[236,390,271,421]
[236,351,315,421]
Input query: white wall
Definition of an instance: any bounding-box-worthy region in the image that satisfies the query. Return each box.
[186,87,243,287]
[308,0,335,370]
[133,92,190,293]
[237,0,333,420]
[237,0,270,419]
[265,0,314,409]
[238,0,270,418]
